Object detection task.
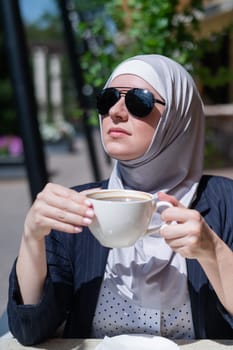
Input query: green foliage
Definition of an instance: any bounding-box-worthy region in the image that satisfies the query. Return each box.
[74,0,105,12]
[76,0,204,90]
[197,65,233,88]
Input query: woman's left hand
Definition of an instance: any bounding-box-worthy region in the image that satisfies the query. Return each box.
[157,192,215,260]
[158,192,233,315]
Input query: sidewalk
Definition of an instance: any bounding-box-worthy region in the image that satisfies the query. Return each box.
[0,133,232,316]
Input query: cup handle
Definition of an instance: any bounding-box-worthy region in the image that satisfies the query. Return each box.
[146,200,173,236]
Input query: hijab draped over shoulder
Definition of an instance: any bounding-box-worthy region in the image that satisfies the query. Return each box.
[100,54,205,208]
[97,55,205,316]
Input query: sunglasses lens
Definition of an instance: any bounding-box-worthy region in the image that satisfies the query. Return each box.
[97,88,155,117]
[125,89,155,117]
[97,88,120,115]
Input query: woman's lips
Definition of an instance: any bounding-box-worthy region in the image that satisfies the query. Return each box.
[108,127,131,137]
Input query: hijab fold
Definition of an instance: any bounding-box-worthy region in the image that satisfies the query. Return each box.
[99,55,205,313]
[100,54,205,208]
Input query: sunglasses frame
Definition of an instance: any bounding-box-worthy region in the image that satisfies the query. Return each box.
[97,87,165,118]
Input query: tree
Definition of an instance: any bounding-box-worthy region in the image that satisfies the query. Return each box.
[74,0,233,167]
[75,0,233,104]
[76,0,204,90]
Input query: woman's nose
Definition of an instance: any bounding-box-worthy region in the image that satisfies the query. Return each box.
[108,97,129,122]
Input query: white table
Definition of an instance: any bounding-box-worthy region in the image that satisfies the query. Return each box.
[1,337,233,350]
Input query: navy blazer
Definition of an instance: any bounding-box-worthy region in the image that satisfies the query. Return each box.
[7,175,233,345]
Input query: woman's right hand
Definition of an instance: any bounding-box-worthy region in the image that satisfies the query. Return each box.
[24,182,95,241]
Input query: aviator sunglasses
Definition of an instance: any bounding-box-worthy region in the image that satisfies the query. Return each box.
[96,87,165,118]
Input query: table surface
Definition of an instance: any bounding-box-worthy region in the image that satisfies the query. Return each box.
[1,337,233,350]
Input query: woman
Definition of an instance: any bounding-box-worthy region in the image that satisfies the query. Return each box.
[7,54,233,345]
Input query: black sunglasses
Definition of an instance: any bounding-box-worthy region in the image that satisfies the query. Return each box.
[96,87,166,118]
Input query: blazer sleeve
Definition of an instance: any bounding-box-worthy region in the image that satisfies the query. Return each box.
[7,232,73,346]
[7,180,107,346]
[189,175,233,338]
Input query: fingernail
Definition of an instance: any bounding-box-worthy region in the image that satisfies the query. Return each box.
[85,209,94,217]
[83,217,92,225]
[84,199,92,206]
[74,226,82,233]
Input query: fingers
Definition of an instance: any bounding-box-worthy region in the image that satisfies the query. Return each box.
[160,208,206,258]
[24,183,95,240]
[156,193,205,257]
[161,206,200,224]
[33,212,83,235]
[34,200,91,228]
[36,187,91,219]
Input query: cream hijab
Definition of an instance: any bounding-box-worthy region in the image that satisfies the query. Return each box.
[100,54,205,208]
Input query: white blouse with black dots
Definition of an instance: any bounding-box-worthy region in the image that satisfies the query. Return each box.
[91,279,194,339]
[91,235,195,339]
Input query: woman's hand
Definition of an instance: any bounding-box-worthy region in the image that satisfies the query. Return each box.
[158,192,215,260]
[17,183,97,304]
[24,183,95,241]
[158,192,233,315]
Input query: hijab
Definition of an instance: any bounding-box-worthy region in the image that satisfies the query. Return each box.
[100,54,205,208]
[98,55,205,312]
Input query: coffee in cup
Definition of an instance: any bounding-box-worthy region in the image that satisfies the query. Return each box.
[87,189,172,248]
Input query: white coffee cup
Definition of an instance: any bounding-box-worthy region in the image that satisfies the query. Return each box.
[87,189,172,248]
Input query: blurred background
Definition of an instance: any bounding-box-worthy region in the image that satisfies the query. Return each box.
[0,0,232,323]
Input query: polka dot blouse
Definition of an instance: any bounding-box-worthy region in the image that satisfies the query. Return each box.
[91,278,195,339]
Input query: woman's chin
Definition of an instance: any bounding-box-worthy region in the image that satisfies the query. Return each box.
[104,143,143,161]
[106,150,139,161]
